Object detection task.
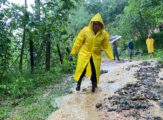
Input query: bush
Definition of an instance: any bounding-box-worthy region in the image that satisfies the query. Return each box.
[134,37,147,53]
[152,31,163,49]
[0,59,76,99]
[133,32,163,53]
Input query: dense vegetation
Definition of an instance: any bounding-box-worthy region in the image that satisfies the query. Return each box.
[0,0,162,119]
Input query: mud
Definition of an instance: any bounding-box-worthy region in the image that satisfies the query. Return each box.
[48,58,163,120]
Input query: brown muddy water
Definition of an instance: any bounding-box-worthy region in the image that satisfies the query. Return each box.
[48,58,163,120]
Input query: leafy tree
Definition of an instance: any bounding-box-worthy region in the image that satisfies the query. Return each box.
[109,0,163,49]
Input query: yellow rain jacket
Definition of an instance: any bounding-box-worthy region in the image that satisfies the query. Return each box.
[71,13,114,84]
[146,38,154,53]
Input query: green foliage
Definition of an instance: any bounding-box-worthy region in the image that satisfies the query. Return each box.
[67,6,92,35]
[152,31,163,49]
[132,31,163,52]
[0,3,12,80]
[134,37,147,52]
[121,49,163,60]
[85,0,127,23]
[109,0,163,50]
[0,72,74,120]
[0,0,163,119]
[0,61,74,99]
[158,58,163,65]
[0,0,78,96]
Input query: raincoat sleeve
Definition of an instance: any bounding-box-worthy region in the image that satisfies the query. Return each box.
[70,28,85,55]
[102,32,114,60]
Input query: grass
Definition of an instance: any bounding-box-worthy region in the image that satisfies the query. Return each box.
[0,64,75,120]
[120,49,163,61]
[1,75,75,120]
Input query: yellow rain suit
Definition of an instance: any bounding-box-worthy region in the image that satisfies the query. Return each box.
[146,37,154,53]
[70,13,114,84]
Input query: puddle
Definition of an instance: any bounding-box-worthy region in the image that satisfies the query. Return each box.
[48,58,162,120]
[109,82,121,90]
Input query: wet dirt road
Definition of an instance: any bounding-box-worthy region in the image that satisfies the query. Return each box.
[48,58,163,120]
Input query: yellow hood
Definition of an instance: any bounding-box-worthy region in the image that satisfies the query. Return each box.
[89,13,105,29]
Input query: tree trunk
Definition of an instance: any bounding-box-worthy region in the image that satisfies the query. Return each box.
[19,0,27,72]
[37,40,46,65]
[19,27,26,71]
[25,0,27,6]
[57,44,63,64]
[35,0,40,21]
[29,39,34,73]
[45,34,51,71]
[35,0,42,66]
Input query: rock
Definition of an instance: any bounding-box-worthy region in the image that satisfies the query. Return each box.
[134,104,143,109]
[51,97,61,109]
[125,67,130,71]
[158,99,163,109]
[99,63,163,118]
[121,105,130,110]
[153,116,163,120]
[147,102,154,107]
[108,96,112,100]
[153,94,161,100]
[128,88,133,93]
[131,110,139,117]
[124,112,129,117]
[68,90,73,94]
[96,103,102,109]
[146,73,154,77]
[82,88,87,92]
[131,65,139,68]
[139,61,151,66]
[100,70,108,74]
[108,81,115,83]
[156,64,163,68]
[133,101,149,109]
[160,77,163,80]
[126,84,134,88]
[107,106,117,112]
[158,87,163,94]
[116,107,122,112]
[159,99,163,104]
[145,92,161,100]
[131,95,146,101]
[111,100,119,106]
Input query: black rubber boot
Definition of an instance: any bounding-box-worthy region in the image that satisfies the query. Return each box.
[76,78,82,91]
[91,81,96,93]
[76,83,81,91]
[95,83,97,88]
[76,67,87,91]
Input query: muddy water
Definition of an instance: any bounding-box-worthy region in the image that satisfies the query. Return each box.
[48,58,141,120]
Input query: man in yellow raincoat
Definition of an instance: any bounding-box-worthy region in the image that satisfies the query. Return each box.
[70,13,114,92]
[146,35,154,54]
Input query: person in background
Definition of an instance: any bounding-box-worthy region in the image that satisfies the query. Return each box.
[112,41,120,61]
[70,13,114,93]
[128,39,134,60]
[146,35,154,57]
